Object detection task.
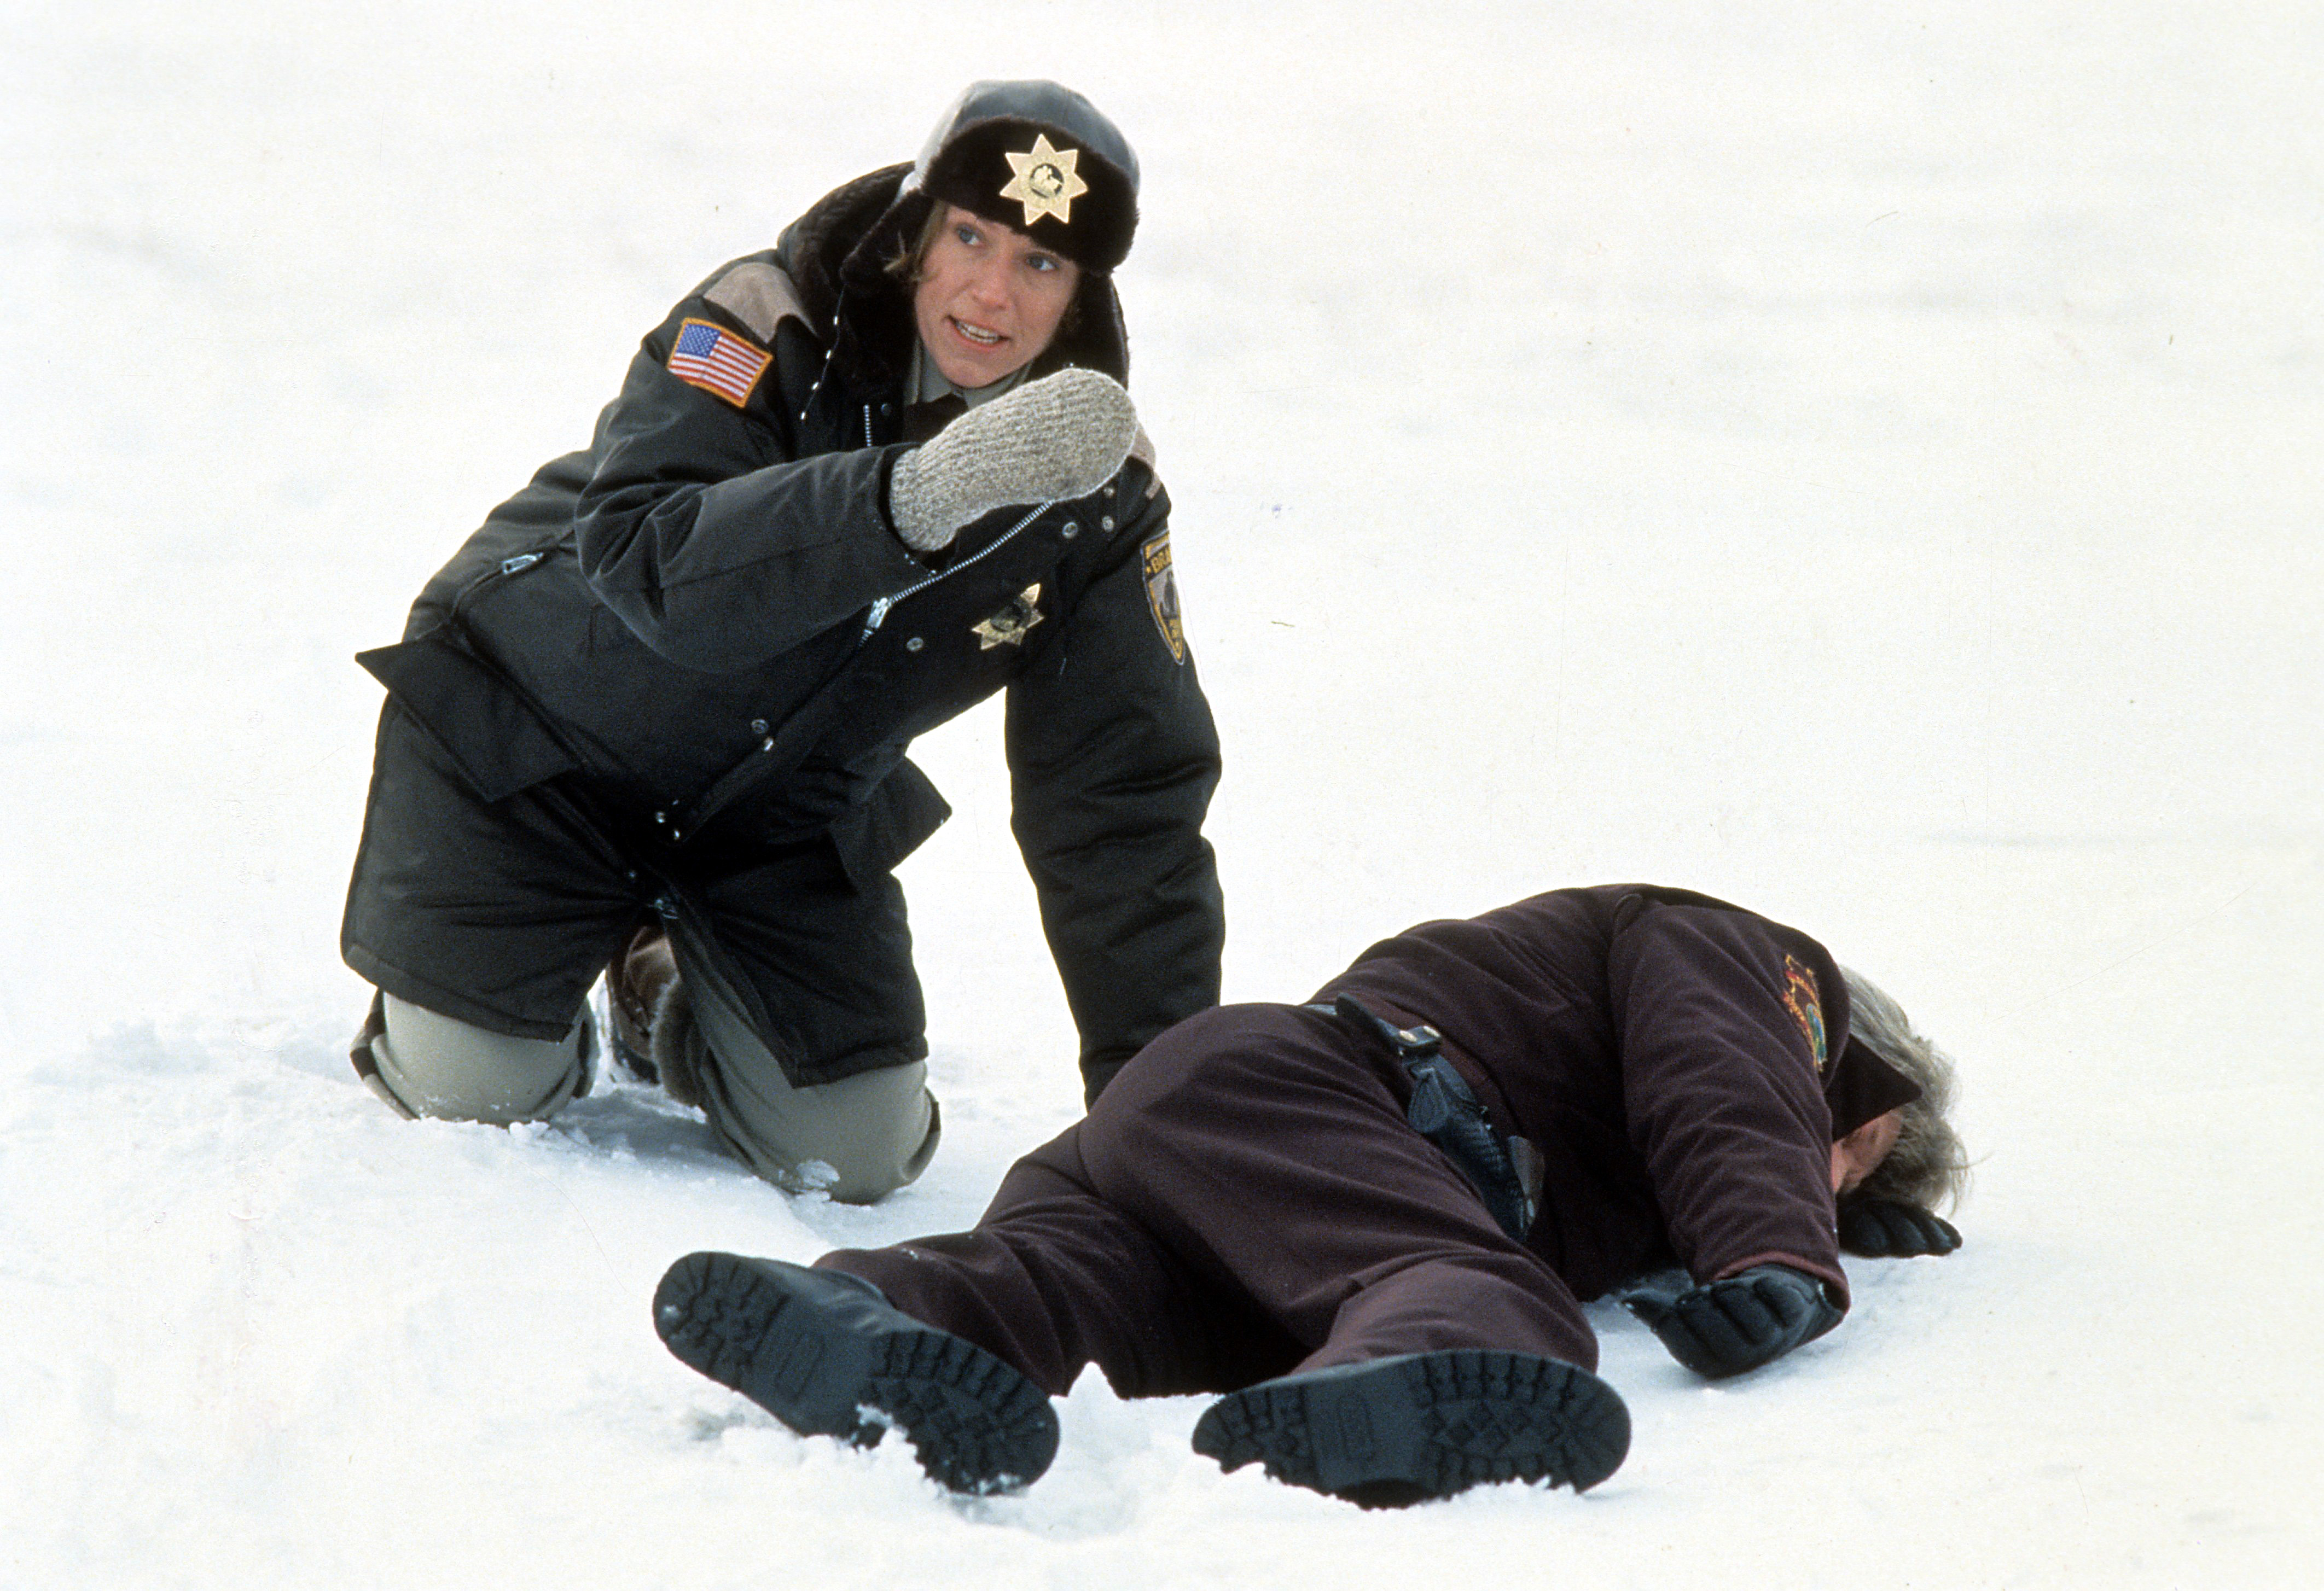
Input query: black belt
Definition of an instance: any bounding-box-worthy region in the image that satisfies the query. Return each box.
[1308,994,1542,1244]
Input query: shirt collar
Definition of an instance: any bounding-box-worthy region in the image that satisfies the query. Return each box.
[910,340,1033,410]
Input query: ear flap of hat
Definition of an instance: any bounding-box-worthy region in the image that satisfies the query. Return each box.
[919,117,1137,273]
[1826,1036,1924,1139]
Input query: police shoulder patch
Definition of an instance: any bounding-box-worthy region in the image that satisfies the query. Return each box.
[1140,531,1186,664]
[1780,954,1828,1073]
[666,317,771,407]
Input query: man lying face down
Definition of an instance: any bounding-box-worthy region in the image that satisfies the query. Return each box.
[652,884,1968,1505]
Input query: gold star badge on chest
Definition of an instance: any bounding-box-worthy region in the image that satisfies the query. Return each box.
[973,584,1044,650]
[999,135,1089,226]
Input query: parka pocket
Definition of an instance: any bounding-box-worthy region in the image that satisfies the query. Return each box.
[356,634,578,802]
[827,758,953,890]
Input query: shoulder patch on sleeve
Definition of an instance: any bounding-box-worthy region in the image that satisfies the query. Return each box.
[667,317,772,407]
[1140,531,1186,664]
[704,261,808,343]
[1780,954,1828,1073]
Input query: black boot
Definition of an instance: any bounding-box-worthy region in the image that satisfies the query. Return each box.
[1191,1350,1629,1507]
[653,1252,1060,1494]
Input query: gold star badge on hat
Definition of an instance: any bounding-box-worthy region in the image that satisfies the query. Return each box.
[1000,135,1089,226]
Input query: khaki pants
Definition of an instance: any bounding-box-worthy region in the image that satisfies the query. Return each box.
[363,985,939,1204]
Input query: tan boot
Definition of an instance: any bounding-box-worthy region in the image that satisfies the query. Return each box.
[606,924,704,1106]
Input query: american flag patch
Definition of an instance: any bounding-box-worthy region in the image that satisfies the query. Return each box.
[666,317,771,407]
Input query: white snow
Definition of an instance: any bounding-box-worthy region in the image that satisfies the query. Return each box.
[3,3,2319,1586]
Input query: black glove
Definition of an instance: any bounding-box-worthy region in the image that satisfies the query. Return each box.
[1620,1264,1844,1378]
[1837,1197,1962,1257]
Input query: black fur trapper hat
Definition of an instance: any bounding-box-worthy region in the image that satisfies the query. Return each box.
[905,80,1140,274]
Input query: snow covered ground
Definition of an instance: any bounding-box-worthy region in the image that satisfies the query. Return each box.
[4,3,2319,1585]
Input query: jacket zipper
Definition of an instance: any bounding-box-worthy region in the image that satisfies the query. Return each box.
[683,501,1050,843]
[858,500,1053,643]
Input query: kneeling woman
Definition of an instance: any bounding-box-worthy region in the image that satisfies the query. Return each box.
[341,83,1224,1202]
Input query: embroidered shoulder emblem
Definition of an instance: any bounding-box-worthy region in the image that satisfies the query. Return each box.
[972,584,1043,650]
[666,317,771,407]
[1141,532,1186,664]
[1780,954,1828,1073]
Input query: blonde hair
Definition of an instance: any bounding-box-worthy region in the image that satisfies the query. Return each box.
[885,205,949,286]
[1839,968,1970,1213]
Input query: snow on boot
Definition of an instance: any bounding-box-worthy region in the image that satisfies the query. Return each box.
[1190,1349,1629,1507]
[653,1252,1059,1494]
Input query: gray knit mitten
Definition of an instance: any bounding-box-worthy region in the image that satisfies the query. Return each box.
[887,368,1138,552]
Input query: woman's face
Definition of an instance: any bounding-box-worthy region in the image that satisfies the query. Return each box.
[912,204,1082,389]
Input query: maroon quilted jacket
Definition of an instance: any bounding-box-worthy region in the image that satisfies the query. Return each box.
[1316,884,1920,1305]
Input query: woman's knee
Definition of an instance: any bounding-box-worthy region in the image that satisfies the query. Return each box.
[698,1040,942,1203]
[365,991,594,1124]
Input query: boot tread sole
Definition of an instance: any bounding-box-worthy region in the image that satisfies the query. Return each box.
[654,1251,1058,1493]
[1190,1349,1630,1505]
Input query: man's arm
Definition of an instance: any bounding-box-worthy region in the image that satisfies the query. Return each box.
[1003,470,1224,1104]
[1606,895,1852,1374]
[1619,1264,1843,1378]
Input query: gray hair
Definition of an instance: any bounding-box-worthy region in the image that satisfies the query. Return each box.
[1839,968,1971,1213]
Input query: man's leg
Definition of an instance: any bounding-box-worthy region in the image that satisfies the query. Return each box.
[810,1003,1597,1396]
[654,1118,1277,1490]
[816,1121,1302,1398]
[654,1004,1628,1502]
[653,1252,1059,1494]
[1080,1004,1601,1370]
[1077,1004,1630,1501]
